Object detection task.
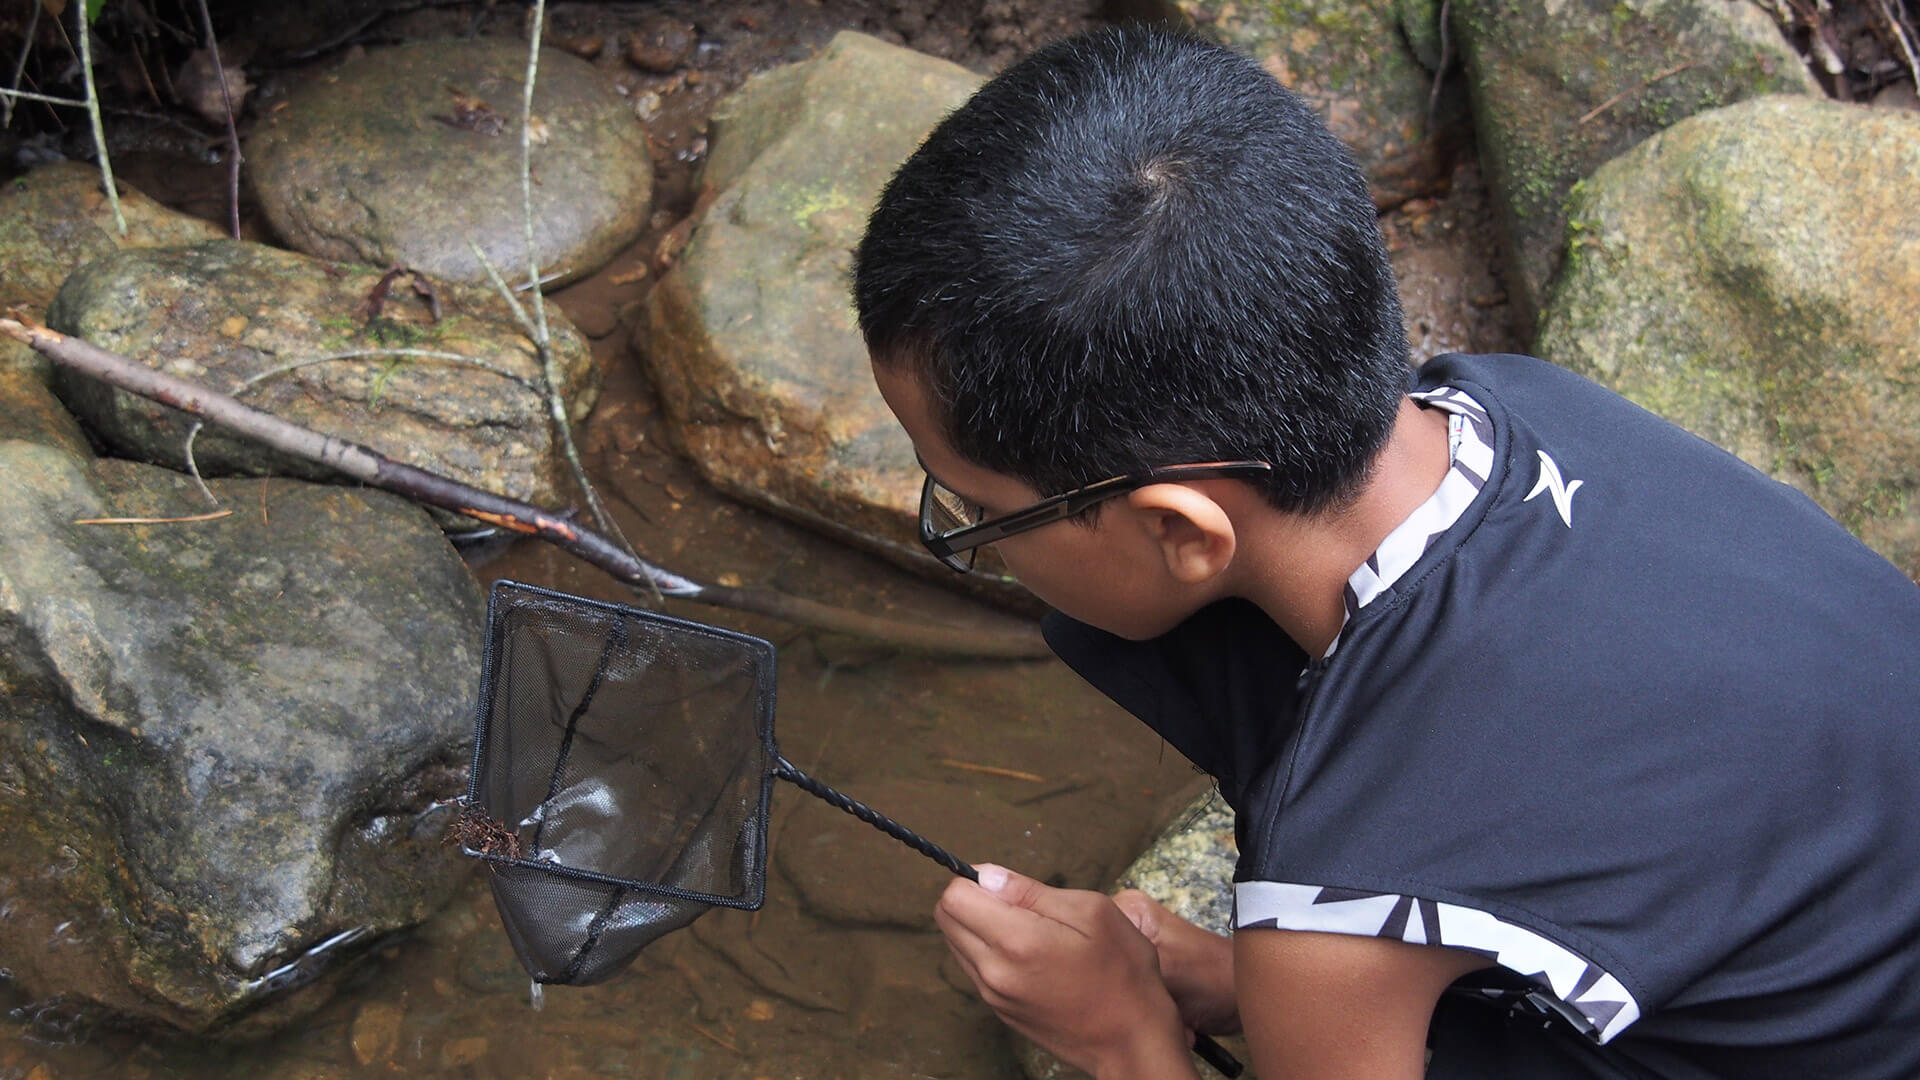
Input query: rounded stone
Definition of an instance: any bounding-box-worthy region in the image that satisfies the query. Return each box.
[247,38,652,289]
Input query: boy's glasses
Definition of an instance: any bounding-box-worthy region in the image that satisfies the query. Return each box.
[918,461,1274,573]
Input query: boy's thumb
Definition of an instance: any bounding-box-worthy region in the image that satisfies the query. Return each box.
[972,863,1043,908]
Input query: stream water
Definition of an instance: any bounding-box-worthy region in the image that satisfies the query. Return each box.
[0,2,1516,1076]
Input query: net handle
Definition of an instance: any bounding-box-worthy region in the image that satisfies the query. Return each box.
[768,756,1246,1078]
[773,756,977,881]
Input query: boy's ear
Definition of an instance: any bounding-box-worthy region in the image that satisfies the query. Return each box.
[1127,483,1237,586]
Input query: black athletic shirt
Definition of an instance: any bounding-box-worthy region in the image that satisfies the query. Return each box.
[1044,354,1920,1078]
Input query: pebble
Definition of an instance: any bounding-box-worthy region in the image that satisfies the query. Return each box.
[349,1001,403,1066]
[627,15,697,73]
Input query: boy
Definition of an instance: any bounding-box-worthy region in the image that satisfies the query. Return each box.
[852,24,1920,1080]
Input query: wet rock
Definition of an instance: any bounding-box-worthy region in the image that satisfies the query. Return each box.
[247,38,652,289]
[1017,788,1247,1080]
[0,366,92,459]
[1450,0,1815,329]
[1148,0,1472,209]
[350,1001,404,1066]
[775,777,1073,930]
[0,161,224,378]
[626,14,698,73]
[47,241,598,510]
[0,440,482,1034]
[1537,95,1920,578]
[640,33,1004,589]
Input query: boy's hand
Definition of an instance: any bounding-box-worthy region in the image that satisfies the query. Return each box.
[935,864,1198,1080]
[1112,889,1240,1036]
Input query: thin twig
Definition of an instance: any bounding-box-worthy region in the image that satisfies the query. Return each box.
[74,510,234,525]
[937,758,1046,783]
[0,87,88,109]
[519,0,552,350]
[1426,0,1452,136]
[688,1023,740,1055]
[466,238,656,604]
[190,0,243,239]
[2,0,41,127]
[1,315,1051,658]
[1878,0,1920,88]
[75,0,127,236]
[1576,60,1697,126]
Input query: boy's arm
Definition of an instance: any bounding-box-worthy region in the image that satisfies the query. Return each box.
[939,866,1491,1080]
[1236,926,1491,1079]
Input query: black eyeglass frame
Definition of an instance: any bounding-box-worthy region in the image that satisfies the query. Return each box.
[918,461,1275,573]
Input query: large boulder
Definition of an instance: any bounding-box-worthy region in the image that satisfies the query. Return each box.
[1451,0,1815,329]
[47,241,598,510]
[1536,96,1920,578]
[246,38,652,289]
[641,33,1005,590]
[1143,0,1471,209]
[0,438,483,1034]
[0,162,224,378]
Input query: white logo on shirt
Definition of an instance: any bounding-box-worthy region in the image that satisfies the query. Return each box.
[1524,450,1582,528]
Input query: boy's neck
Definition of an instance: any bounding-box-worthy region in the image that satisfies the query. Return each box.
[1232,397,1453,657]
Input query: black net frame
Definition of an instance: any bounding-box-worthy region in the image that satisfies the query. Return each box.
[460,580,777,984]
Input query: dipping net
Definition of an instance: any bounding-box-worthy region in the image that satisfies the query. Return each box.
[460,580,776,985]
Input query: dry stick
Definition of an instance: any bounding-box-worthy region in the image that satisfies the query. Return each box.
[1878,0,1920,88]
[189,0,243,239]
[179,348,544,505]
[0,316,1051,659]
[519,0,552,351]
[2,0,41,127]
[1576,60,1698,126]
[0,86,87,109]
[74,0,127,237]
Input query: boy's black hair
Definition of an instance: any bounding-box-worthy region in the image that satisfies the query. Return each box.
[853,24,1411,515]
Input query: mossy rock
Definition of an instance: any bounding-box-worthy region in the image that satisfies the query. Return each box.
[47,240,597,510]
[1537,96,1920,577]
[1152,0,1470,208]
[1451,0,1816,331]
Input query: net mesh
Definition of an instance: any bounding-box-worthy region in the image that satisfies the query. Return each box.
[462,581,775,984]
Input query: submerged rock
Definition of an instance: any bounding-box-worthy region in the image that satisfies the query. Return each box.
[1146,0,1471,209]
[1537,96,1920,578]
[247,38,652,289]
[1450,0,1814,328]
[0,439,483,1034]
[0,162,224,378]
[47,241,598,510]
[642,33,1018,593]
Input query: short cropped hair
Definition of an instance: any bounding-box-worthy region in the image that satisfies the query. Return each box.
[853,24,1410,515]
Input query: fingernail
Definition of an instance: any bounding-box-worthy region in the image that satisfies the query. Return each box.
[976,865,1007,892]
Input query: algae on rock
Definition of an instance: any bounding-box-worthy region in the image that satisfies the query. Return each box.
[1537,96,1920,577]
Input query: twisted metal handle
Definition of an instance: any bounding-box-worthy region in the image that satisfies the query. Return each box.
[774,756,978,881]
[770,756,1242,1078]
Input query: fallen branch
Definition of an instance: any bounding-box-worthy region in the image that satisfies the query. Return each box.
[1,314,1050,659]
[1,0,39,127]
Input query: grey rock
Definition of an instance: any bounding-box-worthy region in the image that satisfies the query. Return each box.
[1451,0,1816,329]
[0,440,483,1034]
[1537,95,1920,578]
[47,241,598,511]
[0,161,224,379]
[642,33,1033,598]
[246,38,652,289]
